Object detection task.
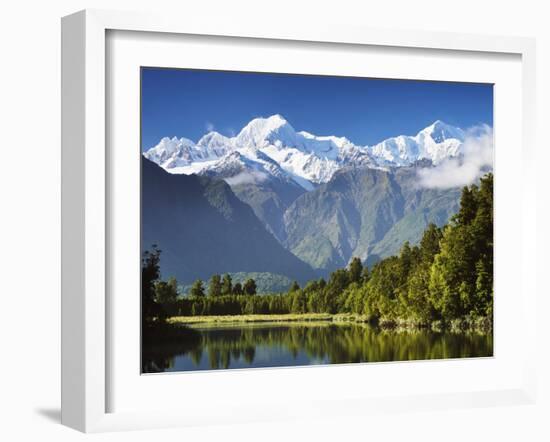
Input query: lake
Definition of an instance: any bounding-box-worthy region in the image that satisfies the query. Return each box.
[142,322,493,373]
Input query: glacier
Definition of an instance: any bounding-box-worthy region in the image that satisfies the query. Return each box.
[143,115,484,190]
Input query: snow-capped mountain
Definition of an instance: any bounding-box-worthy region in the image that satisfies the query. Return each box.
[143,115,472,190]
[144,133,232,170]
[369,120,465,166]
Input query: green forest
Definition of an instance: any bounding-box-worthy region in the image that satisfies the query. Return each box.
[143,173,493,330]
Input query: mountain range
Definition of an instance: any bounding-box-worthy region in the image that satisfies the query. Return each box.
[144,115,468,188]
[142,158,316,288]
[142,115,489,291]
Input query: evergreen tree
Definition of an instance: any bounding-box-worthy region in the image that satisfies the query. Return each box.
[361,266,370,284]
[419,223,442,262]
[328,268,350,293]
[190,279,205,298]
[456,185,478,226]
[141,245,164,324]
[155,276,179,305]
[232,282,243,295]
[221,273,233,296]
[289,280,300,292]
[348,257,363,284]
[405,265,436,322]
[208,274,222,297]
[243,278,257,296]
[398,241,413,281]
[474,259,492,317]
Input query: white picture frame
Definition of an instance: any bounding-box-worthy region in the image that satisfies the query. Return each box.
[61,9,537,433]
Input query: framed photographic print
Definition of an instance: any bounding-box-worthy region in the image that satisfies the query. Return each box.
[140,68,495,374]
[61,9,537,432]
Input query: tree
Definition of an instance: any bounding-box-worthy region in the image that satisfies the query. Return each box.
[243,278,257,296]
[403,265,436,322]
[428,225,473,319]
[328,268,350,293]
[190,279,205,298]
[153,276,178,319]
[456,185,478,226]
[155,276,179,305]
[208,274,222,297]
[290,290,306,313]
[141,245,164,324]
[474,259,492,317]
[398,224,442,323]
[398,241,413,281]
[289,280,300,292]
[361,266,370,284]
[232,282,243,295]
[419,223,442,262]
[221,274,233,296]
[364,257,401,320]
[348,257,363,284]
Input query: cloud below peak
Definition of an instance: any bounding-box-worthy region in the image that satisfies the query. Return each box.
[417,125,493,189]
[224,170,269,186]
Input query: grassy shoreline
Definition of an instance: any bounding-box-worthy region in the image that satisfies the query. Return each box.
[169,313,335,325]
[168,313,492,333]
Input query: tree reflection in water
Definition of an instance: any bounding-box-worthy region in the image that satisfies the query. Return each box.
[142,322,493,373]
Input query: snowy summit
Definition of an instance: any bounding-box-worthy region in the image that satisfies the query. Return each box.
[144,115,472,190]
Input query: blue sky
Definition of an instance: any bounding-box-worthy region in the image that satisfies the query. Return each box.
[141,68,493,151]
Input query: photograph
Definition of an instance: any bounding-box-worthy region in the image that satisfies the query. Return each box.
[140,68,494,373]
[2,0,544,438]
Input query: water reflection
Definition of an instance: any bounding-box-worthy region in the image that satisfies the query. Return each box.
[142,322,493,373]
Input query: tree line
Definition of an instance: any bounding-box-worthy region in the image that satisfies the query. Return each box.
[143,173,493,326]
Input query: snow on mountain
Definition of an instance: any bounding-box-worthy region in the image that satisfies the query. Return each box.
[143,115,475,190]
[200,148,298,188]
[234,114,297,149]
[369,120,465,166]
[143,136,197,168]
[143,132,232,170]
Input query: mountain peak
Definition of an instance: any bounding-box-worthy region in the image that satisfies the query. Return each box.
[266,113,288,124]
[197,131,232,148]
[242,114,292,132]
[144,116,481,187]
[235,114,296,149]
[419,120,464,143]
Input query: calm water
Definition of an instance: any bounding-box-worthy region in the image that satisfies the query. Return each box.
[142,322,493,373]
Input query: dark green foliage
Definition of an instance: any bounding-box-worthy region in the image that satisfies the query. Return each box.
[141,244,166,324]
[289,281,300,292]
[348,257,363,284]
[153,276,179,317]
[208,274,222,297]
[144,173,493,326]
[427,174,493,320]
[243,278,257,296]
[232,282,243,295]
[228,272,293,294]
[190,279,205,298]
[155,277,179,305]
[141,246,202,372]
[456,186,478,225]
[221,274,233,296]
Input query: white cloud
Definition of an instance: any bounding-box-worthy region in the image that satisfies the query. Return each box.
[205,121,215,132]
[417,125,493,189]
[224,170,269,186]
